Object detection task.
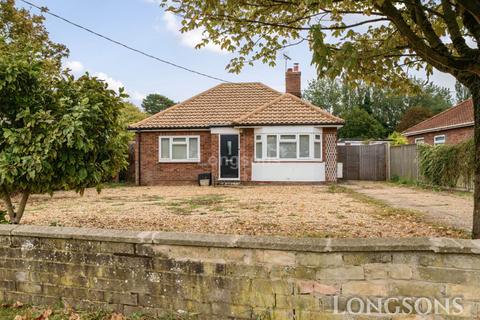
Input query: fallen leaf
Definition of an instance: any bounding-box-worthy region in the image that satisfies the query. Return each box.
[14,316,26,320]
[69,313,81,320]
[110,313,125,320]
[13,301,24,308]
[35,309,53,320]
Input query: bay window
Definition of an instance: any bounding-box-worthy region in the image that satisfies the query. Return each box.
[254,132,323,161]
[159,136,200,162]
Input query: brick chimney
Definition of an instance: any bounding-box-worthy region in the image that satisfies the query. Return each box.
[285,63,301,98]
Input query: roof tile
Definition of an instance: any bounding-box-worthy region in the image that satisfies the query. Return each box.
[129,82,342,129]
[403,99,473,135]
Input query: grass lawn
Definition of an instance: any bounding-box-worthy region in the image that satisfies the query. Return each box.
[5,183,466,238]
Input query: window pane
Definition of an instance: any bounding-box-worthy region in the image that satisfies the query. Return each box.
[267,135,277,158]
[256,142,263,159]
[315,135,321,140]
[314,142,322,159]
[172,144,187,159]
[280,142,297,158]
[172,137,186,143]
[256,135,262,141]
[299,135,310,158]
[160,138,170,159]
[280,135,296,140]
[189,138,198,159]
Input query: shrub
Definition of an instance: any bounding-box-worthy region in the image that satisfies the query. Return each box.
[418,139,474,188]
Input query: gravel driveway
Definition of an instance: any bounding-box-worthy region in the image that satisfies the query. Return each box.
[344,181,473,232]
[5,184,464,238]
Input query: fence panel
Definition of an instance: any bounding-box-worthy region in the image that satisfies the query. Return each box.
[338,144,387,181]
[390,144,418,181]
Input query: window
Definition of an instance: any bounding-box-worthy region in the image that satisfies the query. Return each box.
[266,135,277,158]
[159,136,200,162]
[434,135,445,145]
[254,132,322,161]
[415,137,425,144]
[279,135,297,159]
[314,134,322,159]
[255,135,263,159]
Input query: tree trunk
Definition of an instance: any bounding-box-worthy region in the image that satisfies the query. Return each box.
[0,187,15,222]
[12,191,30,224]
[471,79,480,239]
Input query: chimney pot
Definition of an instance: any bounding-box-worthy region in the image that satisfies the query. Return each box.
[285,63,301,98]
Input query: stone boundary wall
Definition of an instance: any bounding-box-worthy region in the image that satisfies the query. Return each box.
[0,225,479,319]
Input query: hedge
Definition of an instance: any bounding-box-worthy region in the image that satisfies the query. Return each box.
[418,139,474,189]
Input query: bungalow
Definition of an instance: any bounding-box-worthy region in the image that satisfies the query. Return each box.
[129,65,344,185]
[402,99,473,145]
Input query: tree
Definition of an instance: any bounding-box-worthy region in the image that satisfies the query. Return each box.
[338,107,386,140]
[396,107,434,132]
[455,80,472,103]
[165,1,480,237]
[141,94,175,115]
[121,102,148,127]
[0,0,128,223]
[304,78,451,134]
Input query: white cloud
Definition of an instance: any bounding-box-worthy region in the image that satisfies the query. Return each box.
[162,12,226,54]
[130,91,147,102]
[64,60,85,75]
[93,72,125,92]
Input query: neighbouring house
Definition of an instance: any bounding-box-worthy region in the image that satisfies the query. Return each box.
[128,65,344,185]
[402,99,473,145]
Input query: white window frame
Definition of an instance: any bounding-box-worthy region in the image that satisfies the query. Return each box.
[158,136,200,163]
[434,135,446,145]
[415,137,425,144]
[254,133,323,162]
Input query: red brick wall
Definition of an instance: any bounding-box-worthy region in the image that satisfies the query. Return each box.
[135,131,212,185]
[240,129,254,182]
[406,126,473,145]
[210,134,219,183]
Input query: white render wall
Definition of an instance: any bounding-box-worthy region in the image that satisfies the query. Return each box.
[252,162,326,182]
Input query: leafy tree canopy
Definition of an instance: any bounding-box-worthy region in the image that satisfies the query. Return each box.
[141,94,175,115]
[338,107,386,140]
[0,0,128,223]
[396,106,434,132]
[304,78,451,134]
[121,102,148,128]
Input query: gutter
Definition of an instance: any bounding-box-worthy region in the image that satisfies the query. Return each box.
[403,121,474,136]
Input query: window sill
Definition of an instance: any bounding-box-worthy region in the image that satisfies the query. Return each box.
[254,159,324,163]
[159,159,201,163]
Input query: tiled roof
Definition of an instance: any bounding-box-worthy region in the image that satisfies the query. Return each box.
[234,93,344,126]
[129,82,342,129]
[403,99,474,136]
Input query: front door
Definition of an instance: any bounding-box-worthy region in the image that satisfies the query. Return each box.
[220,135,239,179]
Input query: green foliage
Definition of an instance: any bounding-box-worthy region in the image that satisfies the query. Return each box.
[0,0,129,223]
[338,107,385,139]
[418,139,474,188]
[142,93,175,115]
[396,107,433,132]
[388,132,408,146]
[304,78,451,135]
[121,102,148,127]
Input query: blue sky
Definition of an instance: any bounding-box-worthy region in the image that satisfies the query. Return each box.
[18,0,457,107]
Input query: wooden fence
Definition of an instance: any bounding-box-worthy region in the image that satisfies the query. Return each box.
[337,144,387,181]
[390,144,419,181]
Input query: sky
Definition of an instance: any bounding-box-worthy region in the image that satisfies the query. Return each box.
[18,0,458,108]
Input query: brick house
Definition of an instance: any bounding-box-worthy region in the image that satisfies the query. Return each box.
[129,65,344,185]
[402,99,473,145]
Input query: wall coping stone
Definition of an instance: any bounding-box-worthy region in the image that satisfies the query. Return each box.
[1,224,479,254]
